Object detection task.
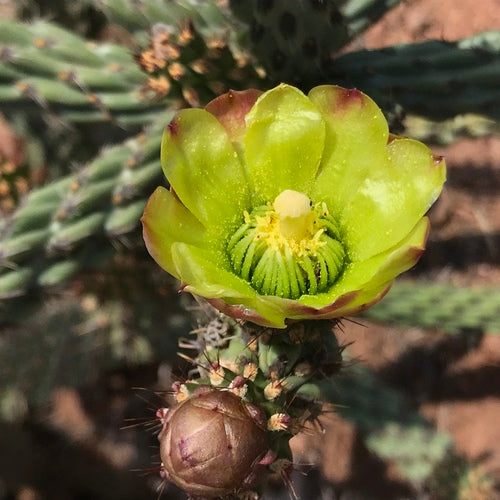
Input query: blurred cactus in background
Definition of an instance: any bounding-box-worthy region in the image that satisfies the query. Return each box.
[0,1,499,499]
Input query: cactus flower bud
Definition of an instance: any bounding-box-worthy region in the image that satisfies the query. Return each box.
[159,387,269,498]
[143,84,446,328]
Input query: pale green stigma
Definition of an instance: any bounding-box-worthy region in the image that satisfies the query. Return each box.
[228,190,346,298]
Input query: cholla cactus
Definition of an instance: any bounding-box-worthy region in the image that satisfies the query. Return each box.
[154,312,342,497]
[0,2,498,499]
[142,83,445,497]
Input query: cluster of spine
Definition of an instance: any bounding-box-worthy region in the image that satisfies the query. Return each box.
[0,112,169,299]
[0,155,31,216]
[362,281,500,334]
[155,309,495,498]
[0,116,29,215]
[134,19,267,108]
[91,0,254,72]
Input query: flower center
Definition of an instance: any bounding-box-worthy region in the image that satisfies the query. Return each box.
[228,190,346,298]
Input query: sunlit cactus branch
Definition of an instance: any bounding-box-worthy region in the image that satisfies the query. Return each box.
[0,111,171,299]
[362,281,500,334]
[0,17,267,126]
[0,20,166,126]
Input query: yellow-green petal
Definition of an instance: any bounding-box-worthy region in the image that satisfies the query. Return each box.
[244,84,325,203]
[161,108,251,229]
[171,242,287,327]
[297,217,429,311]
[143,83,447,327]
[342,138,445,260]
[308,85,389,216]
[142,186,207,279]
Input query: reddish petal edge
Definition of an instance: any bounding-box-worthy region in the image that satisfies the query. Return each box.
[284,290,360,318]
[342,283,393,318]
[206,290,362,328]
[206,298,282,328]
[205,89,262,144]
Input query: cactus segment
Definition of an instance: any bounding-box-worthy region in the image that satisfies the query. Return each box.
[0,20,168,126]
[319,362,453,483]
[92,0,234,40]
[331,31,500,120]
[228,0,404,83]
[0,17,266,127]
[362,281,500,334]
[0,112,171,299]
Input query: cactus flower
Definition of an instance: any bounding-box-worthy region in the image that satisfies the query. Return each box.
[142,84,445,328]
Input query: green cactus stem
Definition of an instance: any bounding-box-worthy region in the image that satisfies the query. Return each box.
[0,20,166,126]
[361,281,500,334]
[91,0,236,41]
[228,0,404,83]
[331,31,500,121]
[0,111,171,299]
[155,308,490,497]
[0,18,266,127]
[134,20,267,108]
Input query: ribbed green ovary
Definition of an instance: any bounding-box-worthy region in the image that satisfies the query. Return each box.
[227,190,346,299]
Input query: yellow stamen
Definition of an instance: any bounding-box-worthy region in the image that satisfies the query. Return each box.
[228,190,345,298]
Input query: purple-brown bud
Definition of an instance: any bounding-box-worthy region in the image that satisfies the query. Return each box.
[159,387,269,497]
